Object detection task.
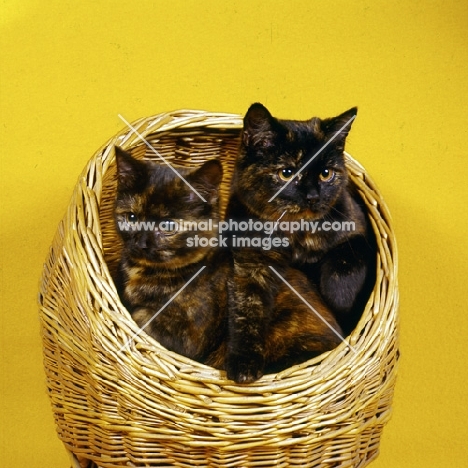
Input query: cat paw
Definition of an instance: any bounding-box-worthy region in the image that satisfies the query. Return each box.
[225,353,264,384]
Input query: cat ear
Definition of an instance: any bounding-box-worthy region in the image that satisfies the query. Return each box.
[190,159,223,188]
[114,146,146,190]
[322,107,358,143]
[242,103,277,149]
[188,159,223,203]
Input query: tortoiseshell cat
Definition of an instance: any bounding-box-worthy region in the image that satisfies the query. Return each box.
[114,146,229,364]
[113,147,342,382]
[225,103,375,382]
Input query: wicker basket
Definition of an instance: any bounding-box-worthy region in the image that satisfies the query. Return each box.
[38,110,399,468]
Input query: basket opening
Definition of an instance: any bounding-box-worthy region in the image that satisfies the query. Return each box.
[99,127,379,343]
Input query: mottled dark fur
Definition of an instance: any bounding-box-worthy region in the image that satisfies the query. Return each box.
[114,147,228,363]
[113,147,342,383]
[224,265,342,382]
[225,103,375,382]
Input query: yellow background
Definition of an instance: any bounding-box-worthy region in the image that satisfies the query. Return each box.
[1,1,467,467]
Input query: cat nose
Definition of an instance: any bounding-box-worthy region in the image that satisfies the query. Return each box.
[306,192,319,203]
[137,234,149,249]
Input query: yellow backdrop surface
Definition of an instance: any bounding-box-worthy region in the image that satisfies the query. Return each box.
[1,1,467,467]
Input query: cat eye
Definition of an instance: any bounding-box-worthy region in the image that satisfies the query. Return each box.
[319,168,335,182]
[159,220,178,235]
[127,213,138,222]
[278,168,295,182]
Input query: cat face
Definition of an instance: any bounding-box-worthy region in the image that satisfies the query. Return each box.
[235,103,357,221]
[114,147,222,266]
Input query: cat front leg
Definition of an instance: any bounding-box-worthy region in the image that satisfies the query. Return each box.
[225,263,276,384]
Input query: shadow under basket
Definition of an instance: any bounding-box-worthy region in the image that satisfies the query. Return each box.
[38,110,399,468]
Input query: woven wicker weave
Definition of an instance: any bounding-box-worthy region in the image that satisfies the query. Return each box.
[38,110,399,468]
